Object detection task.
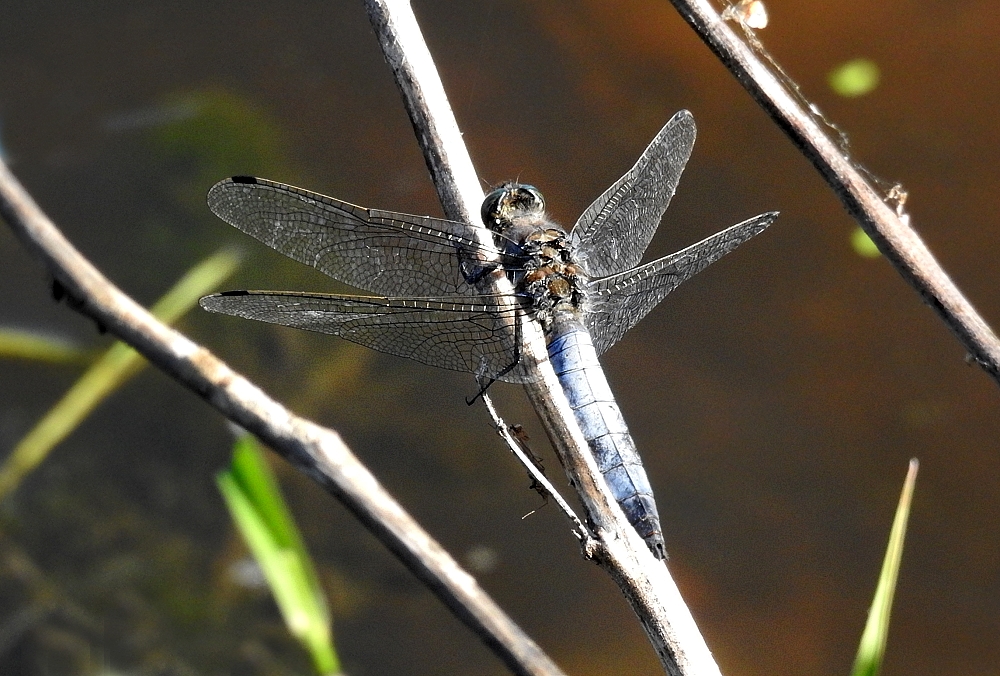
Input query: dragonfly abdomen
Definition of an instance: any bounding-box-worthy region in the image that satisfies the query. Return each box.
[546,322,666,560]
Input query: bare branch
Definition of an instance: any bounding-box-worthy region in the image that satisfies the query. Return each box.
[669,0,1000,384]
[0,160,565,676]
[364,0,483,224]
[364,1,725,674]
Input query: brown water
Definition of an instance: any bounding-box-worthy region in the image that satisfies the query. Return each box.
[0,1,997,674]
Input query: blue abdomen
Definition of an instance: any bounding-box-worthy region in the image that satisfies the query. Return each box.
[547,324,665,560]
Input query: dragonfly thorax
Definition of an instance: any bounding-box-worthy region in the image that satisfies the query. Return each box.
[519,226,587,326]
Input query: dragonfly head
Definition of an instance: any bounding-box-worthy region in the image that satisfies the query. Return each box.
[481,183,546,233]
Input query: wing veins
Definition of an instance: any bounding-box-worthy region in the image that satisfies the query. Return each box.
[208,177,520,297]
[570,110,697,278]
[584,212,777,354]
[200,290,532,382]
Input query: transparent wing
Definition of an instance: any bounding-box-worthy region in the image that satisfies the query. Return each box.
[200,291,536,383]
[569,110,697,278]
[584,212,777,355]
[208,177,513,297]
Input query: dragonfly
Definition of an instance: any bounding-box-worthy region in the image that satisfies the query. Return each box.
[200,110,777,560]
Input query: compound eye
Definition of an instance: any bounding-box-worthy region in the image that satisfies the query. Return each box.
[481,186,509,226]
[520,185,545,212]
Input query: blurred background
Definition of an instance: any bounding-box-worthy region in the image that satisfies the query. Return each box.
[0,1,998,674]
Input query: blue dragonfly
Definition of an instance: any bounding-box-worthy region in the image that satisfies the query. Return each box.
[200,110,777,559]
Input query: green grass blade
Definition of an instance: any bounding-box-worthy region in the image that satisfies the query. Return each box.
[218,435,339,675]
[147,247,242,325]
[851,458,919,676]
[0,248,241,499]
[0,327,92,364]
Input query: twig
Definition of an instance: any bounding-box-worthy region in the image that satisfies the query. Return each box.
[0,160,565,676]
[365,1,725,674]
[669,0,1000,384]
[479,391,592,547]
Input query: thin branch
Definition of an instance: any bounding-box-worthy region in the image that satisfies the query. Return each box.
[0,160,566,676]
[670,0,1000,384]
[480,390,591,545]
[365,1,724,674]
[364,0,482,225]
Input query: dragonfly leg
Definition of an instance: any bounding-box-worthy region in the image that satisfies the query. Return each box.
[466,318,523,405]
[467,373,496,406]
[460,258,499,285]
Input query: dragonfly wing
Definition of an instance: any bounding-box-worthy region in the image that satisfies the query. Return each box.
[570,110,697,278]
[208,177,505,297]
[584,212,777,354]
[200,291,534,383]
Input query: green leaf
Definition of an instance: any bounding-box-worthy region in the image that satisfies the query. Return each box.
[0,248,241,499]
[851,458,918,676]
[829,59,881,98]
[218,435,340,675]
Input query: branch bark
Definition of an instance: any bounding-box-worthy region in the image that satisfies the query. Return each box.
[669,0,1000,384]
[0,160,566,676]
